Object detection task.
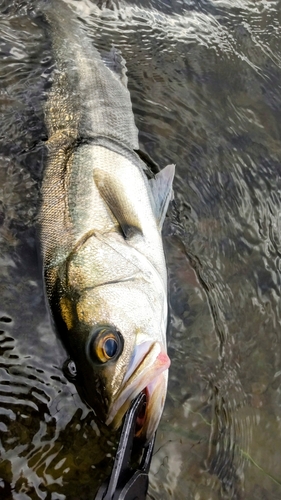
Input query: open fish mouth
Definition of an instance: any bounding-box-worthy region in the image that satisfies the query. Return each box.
[106,340,170,440]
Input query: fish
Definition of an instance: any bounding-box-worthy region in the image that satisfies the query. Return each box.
[38,0,175,441]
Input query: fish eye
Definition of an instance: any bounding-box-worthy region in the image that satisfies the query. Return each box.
[87,326,123,364]
[104,337,118,357]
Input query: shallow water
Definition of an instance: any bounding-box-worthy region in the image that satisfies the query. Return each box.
[1,0,281,498]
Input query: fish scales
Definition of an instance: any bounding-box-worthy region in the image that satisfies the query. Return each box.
[43,2,138,149]
[39,0,174,440]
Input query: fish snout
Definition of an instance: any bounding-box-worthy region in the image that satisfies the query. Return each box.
[106,341,170,441]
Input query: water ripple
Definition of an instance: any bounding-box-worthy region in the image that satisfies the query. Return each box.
[1,0,281,498]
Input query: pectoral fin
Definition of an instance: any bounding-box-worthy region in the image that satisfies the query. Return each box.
[93,148,175,237]
[149,164,175,229]
[93,166,144,239]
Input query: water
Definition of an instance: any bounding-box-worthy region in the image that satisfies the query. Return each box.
[1,0,281,498]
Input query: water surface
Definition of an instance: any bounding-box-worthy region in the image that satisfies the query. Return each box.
[1,0,281,498]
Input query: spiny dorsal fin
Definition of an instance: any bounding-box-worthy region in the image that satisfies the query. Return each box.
[101,46,128,88]
[150,164,175,229]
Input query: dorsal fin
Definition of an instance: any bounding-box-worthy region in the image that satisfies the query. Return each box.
[149,164,175,229]
[101,46,128,88]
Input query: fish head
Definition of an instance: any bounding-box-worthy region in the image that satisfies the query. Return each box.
[59,281,170,441]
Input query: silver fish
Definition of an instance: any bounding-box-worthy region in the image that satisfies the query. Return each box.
[39,0,174,440]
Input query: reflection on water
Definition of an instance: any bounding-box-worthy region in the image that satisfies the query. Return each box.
[1,0,281,498]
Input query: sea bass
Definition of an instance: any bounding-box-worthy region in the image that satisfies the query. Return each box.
[39,0,174,440]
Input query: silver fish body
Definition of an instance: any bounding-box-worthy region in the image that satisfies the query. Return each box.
[39,0,174,440]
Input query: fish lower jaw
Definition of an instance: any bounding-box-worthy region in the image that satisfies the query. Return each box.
[137,371,168,440]
[106,367,169,441]
[105,340,170,438]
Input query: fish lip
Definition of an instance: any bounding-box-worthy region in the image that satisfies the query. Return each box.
[105,340,170,435]
[138,370,168,440]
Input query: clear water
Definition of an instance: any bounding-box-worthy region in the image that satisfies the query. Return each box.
[1,0,281,498]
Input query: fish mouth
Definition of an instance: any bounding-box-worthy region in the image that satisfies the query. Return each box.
[106,341,170,440]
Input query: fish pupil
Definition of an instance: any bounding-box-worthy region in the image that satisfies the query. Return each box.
[104,338,118,358]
